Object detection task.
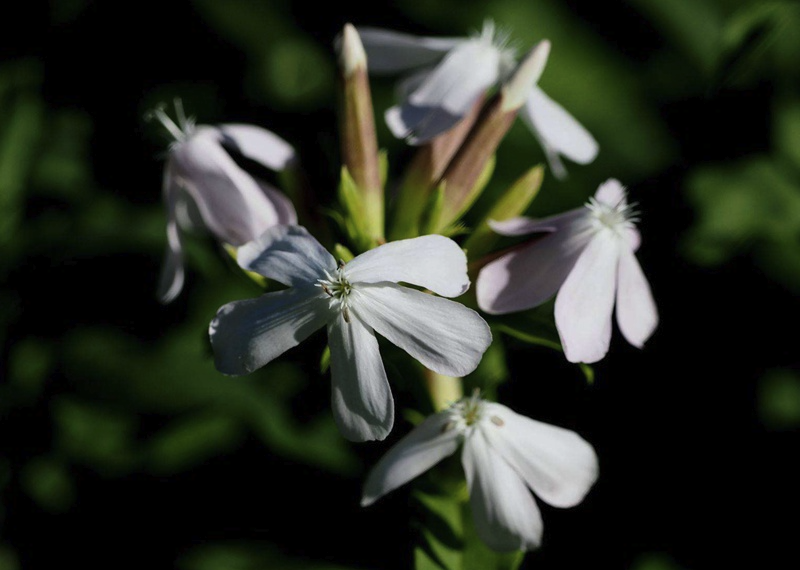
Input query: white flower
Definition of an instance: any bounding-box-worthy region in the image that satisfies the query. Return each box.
[151,101,297,303]
[362,392,598,552]
[209,226,492,442]
[476,179,658,363]
[358,21,598,178]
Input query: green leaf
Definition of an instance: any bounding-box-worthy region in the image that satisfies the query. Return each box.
[463,165,544,261]
[21,456,75,513]
[320,345,331,373]
[179,541,359,570]
[758,369,800,430]
[53,398,138,476]
[0,544,19,570]
[144,413,244,475]
[488,307,562,351]
[412,489,526,570]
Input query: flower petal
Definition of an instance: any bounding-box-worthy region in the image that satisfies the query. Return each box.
[345,235,469,298]
[554,231,621,363]
[218,124,296,171]
[521,86,598,179]
[209,286,330,375]
[171,128,280,245]
[481,402,598,509]
[488,209,588,236]
[387,40,500,144]
[255,180,298,226]
[362,411,460,506]
[463,430,543,552]
[356,27,463,74]
[157,164,185,303]
[594,178,626,207]
[237,225,336,287]
[353,283,491,377]
[328,314,395,442]
[615,246,658,348]
[476,215,593,314]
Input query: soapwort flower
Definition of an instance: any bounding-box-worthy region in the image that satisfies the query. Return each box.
[151,101,297,303]
[476,179,658,363]
[358,21,598,177]
[209,226,492,442]
[362,392,598,552]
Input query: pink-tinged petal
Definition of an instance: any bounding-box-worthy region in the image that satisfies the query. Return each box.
[356,27,463,74]
[554,231,621,363]
[521,86,598,179]
[157,165,185,303]
[594,178,627,208]
[353,283,491,377]
[255,180,298,226]
[346,235,469,298]
[237,225,336,287]
[362,412,461,506]
[218,124,295,171]
[171,129,280,245]
[488,208,588,236]
[625,227,641,252]
[463,430,543,552]
[481,403,598,509]
[615,247,658,348]
[209,286,330,375]
[387,41,500,144]
[476,218,593,314]
[328,314,394,442]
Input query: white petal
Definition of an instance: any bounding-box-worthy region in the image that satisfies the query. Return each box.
[488,209,588,236]
[615,247,658,348]
[387,41,500,144]
[356,27,463,74]
[463,430,543,552]
[218,124,295,171]
[237,225,336,287]
[554,231,621,363]
[362,411,460,506]
[522,86,598,178]
[345,235,469,298]
[328,314,394,442]
[353,283,491,377]
[171,129,280,245]
[209,286,330,375]
[481,402,598,509]
[157,164,185,303]
[594,178,626,207]
[476,215,594,315]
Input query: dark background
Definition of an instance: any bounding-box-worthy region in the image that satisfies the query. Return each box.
[1,1,798,569]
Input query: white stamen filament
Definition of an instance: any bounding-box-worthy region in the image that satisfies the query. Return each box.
[146,99,196,145]
[316,266,354,322]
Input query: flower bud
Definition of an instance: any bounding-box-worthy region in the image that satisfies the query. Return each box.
[338,23,384,245]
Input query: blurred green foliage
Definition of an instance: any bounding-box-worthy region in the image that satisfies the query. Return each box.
[758,369,800,429]
[1,0,799,568]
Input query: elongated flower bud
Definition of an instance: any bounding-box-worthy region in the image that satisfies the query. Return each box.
[338,23,384,244]
[429,42,550,233]
[390,98,484,240]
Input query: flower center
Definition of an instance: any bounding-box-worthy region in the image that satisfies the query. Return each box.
[586,196,638,235]
[146,98,196,146]
[447,390,485,429]
[317,264,354,322]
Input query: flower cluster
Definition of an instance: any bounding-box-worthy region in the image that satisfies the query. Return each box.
[152,21,658,560]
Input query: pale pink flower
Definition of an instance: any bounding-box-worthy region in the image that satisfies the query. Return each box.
[476,179,658,363]
[209,226,492,442]
[151,102,297,302]
[362,393,598,552]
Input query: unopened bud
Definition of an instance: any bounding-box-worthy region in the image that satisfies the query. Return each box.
[340,23,367,77]
[338,23,384,246]
[501,40,550,112]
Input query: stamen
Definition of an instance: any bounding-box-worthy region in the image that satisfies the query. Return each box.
[490,416,504,427]
[343,306,351,324]
[145,99,196,144]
